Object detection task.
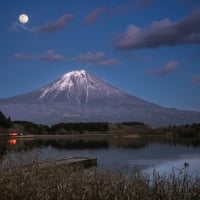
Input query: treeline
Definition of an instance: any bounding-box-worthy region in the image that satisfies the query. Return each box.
[12,121,200,138]
[51,122,109,134]
[158,123,200,138]
[0,110,200,137]
[121,122,146,126]
[11,121,109,135]
[12,121,50,134]
[0,111,12,128]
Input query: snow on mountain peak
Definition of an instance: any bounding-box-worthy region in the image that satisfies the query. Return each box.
[62,69,87,79]
[38,69,123,103]
[39,70,89,95]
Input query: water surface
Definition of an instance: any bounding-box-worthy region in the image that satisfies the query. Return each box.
[1,135,200,174]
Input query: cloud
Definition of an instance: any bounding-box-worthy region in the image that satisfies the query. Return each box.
[75,51,104,62]
[149,61,179,76]
[39,50,65,61]
[12,50,64,62]
[192,75,200,83]
[74,51,120,66]
[32,14,75,33]
[83,7,107,25]
[113,0,153,13]
[121,52,137,59]
[11,50,119,66]
[98,58,120,66]
[114,8,200,50]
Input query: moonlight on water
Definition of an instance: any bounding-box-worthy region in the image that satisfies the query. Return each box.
[19,14,29,24]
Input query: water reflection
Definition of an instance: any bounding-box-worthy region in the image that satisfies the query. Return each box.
[143,156,200,177]
[0,135,200,173]
[8,139,17,145]
[33,139,109,149]
[1,135,200,154]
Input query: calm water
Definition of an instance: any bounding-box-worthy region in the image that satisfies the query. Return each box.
[1,135,200,174]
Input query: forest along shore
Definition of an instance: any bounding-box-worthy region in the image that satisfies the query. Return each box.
[1,110,200,138]
[1,121,200,139]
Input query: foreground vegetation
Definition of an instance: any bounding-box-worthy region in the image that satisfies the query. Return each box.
[0,162,200,200]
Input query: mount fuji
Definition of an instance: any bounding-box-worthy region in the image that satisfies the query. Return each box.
[0,70,199,126]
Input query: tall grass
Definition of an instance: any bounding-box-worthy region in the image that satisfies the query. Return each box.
[0,162,200,200]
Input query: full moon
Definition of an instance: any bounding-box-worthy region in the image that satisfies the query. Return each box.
[19,14,29,24]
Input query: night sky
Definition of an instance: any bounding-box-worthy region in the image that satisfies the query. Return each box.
[1,0,200,111]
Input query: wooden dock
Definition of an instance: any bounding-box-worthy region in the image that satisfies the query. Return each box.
[37,157,97,169]
[2,157,97,170]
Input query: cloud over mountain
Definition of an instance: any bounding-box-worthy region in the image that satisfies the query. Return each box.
[74,51,120,66]
[11,50,120,66]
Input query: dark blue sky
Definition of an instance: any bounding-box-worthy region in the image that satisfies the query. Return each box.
[1,0,200,111]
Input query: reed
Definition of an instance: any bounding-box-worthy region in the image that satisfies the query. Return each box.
[0,162,199,199]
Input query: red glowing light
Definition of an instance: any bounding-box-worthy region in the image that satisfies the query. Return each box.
[8,139,17,145]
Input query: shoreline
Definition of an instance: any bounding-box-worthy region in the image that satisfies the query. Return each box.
[0,132,144,140]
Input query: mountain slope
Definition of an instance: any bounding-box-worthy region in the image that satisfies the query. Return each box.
[0,70,199,126]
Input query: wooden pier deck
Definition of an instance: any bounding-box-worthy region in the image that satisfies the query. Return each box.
[37,157,97,169]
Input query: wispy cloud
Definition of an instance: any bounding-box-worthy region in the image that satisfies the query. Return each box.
[83,7,107,25]
[113,0,153,13]
[12,50,119,66]
[12,50,64,62]
[32,14,75,33]
[74,51,120,66]
[114,8,200,50]
[192,75,200,83]
[97,58,120,66]
[148,61,179,76]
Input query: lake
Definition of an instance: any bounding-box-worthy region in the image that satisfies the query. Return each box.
[1,134,200,175]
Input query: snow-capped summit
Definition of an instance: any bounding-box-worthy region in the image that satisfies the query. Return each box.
[59,70,89,86]
[39,70,92,96]
[38,70,123,105]
[0,70,200,126]
[62,69,87,78]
